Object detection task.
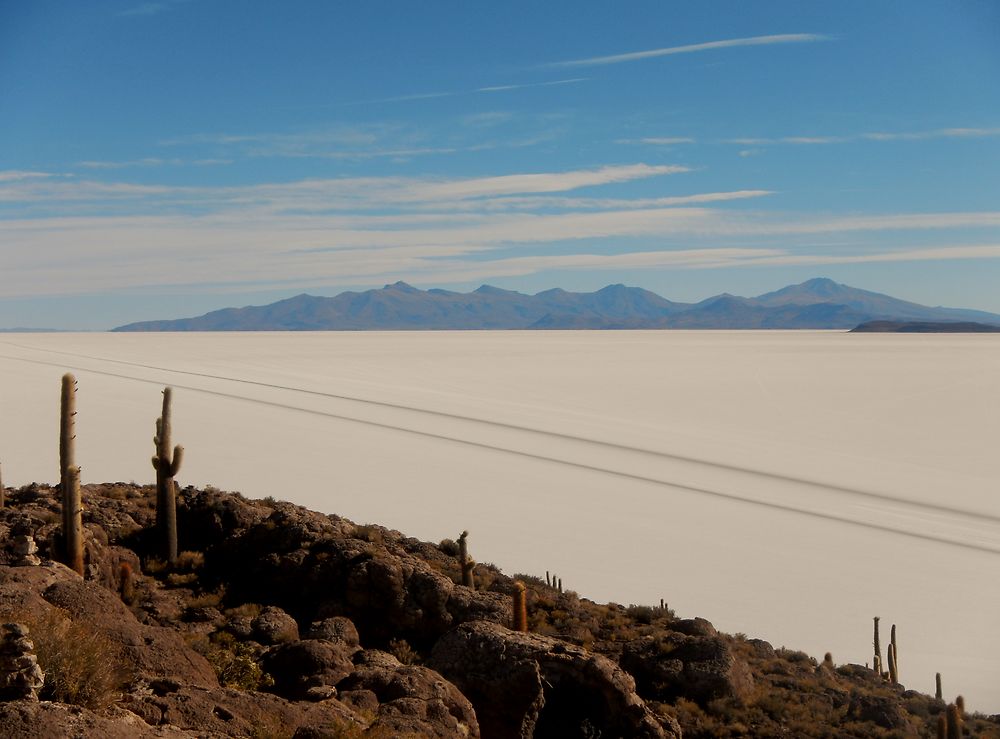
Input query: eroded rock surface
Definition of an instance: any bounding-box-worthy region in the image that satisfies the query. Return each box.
[430,619,673,739]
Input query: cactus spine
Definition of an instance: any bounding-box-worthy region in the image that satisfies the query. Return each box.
[513,581,528,632]
[457,530,475,590]
[59,374,84,575]
[935,672,942,700]
[872,616,882,676]
[152,387,183,565]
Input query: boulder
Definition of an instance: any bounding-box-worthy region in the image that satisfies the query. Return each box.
[621,630,755,706]
[261,639,355,700]
[305,617,360,650]
[336,649,480,738]
[252,605,299,645]
[429,620,671,739]
[846,692,913,731]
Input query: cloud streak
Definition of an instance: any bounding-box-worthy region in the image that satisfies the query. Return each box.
[720,127,1000,147]
[548,34,827,68]
[350,78,588,105]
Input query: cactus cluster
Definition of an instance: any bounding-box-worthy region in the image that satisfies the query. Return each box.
[544,571,563,593]
[872,617,901,685]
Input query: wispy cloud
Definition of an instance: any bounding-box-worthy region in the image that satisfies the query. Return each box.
[548,34,827,68]
[0,171,64,182]
[77,157,232,169]
[351,77,588,105]
[117,0,189,17]
[618,137,696,146]
[721,127,1000,147]
[410,164,688,201]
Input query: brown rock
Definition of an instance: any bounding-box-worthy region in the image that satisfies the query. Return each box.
[261,639,355,700]
[847,692,914,731]
[251,605,300,645]
[0,700,195,738]
[621,631,755,706]
[429,620,670,739]
[305,616,361,650]
[42,577,218,689]
[337,649,480,738]
[123,684,366,737]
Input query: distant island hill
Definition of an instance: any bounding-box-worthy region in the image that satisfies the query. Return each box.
[112,278,1000,332]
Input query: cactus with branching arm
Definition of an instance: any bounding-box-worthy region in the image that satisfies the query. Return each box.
[152,387,183,565]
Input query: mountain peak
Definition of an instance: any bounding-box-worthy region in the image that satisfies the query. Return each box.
[799,277,842,292]
[383,281,420,293]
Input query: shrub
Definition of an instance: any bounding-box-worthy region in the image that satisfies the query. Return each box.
[2,607,125,710]
[388,638,420,665]
[188,631,273,691]
[174,550,205,571]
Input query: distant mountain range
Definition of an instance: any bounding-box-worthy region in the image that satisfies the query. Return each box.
[112,278,1000,331]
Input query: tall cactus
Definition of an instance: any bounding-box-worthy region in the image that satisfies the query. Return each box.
[887,643,897,684]
[458,530,475,590]
[935,672,942,700]
[873,616,882,676]
[890,624,898,682]
[946,703,962,738]
[152,387,183,565]
[64,466,83,575]
[59,374,83,575]
[512,581,528,632]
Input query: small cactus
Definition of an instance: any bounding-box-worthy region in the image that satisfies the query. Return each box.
[119,562,135,604]
[887,643,897,684]
[937,714,946,739]
[512,581,528,632]
[457,530,475,590]
[151,387,183,565]
[936,672,942,700]
[955,695,964,719]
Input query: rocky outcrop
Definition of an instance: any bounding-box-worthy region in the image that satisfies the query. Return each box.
[122,683,366,737]
[194,497,511,649]
[338,649,480,738]
[429,619,673,739]
[0,700,196,738]
[620,626,755,706]
[261,639,355,700]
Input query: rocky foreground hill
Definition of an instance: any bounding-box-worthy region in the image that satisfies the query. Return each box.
[0,482,996,738]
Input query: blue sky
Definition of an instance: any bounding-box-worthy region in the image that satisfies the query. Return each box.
[1,0,999,329]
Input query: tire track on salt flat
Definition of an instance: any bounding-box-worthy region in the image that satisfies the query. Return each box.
[2,349,1000,557]
[2,339,997,526]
